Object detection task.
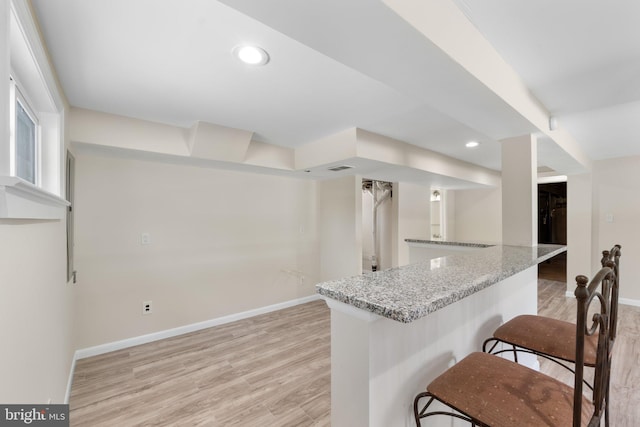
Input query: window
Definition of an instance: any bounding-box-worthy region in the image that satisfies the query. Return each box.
[0,1,67,220]
[14,88,39,185]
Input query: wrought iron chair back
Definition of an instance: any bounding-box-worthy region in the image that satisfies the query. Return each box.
[482,245,621,403]
[600,244,621,343]
[573,262,615,426]
[413,264,616,427]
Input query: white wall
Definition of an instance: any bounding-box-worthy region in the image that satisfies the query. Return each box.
[591,156,640,302]
[0,219,74,403]
[453,185,502,244]
[73,148,320,349]
[394,182,430,266]
[0,1,74,404]
[445,189,456,241]
[501,135,537,246]
[319,176,362,280]
[451,160,639,304]
[567,173,593,290]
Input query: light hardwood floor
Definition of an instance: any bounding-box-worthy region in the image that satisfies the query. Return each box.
[70,280,640,426]
[537,278,640,427]
[70,302,331,426]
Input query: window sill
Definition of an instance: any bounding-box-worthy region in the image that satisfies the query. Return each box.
[0,176,69,220]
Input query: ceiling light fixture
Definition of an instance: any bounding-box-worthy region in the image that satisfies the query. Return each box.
[233,45,270,66]
[465,141,480,148]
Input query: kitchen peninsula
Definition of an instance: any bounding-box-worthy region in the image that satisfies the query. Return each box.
[316,243,566,427]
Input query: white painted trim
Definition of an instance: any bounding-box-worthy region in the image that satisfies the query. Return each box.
[64,355,77,404]
[566,291,640,308]
[0,175,69,219]
[620,297,640,308]
[75,294,322,360]
[10,0,65,111]
[9,1,66,197]
[537,175,567,184]
[0,176,69,206]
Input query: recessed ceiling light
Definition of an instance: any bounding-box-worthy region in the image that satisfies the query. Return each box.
[465,141,480,148]
[233,45,270,66]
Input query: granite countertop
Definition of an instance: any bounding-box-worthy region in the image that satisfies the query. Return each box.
[404,239,494,248]
[316,244,566,323]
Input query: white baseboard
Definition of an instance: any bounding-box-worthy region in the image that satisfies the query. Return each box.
[65,294,322,399]
[565,291,640,307]
[64,355,77,404]
[74,294,322,361]
[620,297,640,307]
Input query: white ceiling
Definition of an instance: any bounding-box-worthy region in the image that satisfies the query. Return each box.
[453,0,640,161]
[31,0,640,180]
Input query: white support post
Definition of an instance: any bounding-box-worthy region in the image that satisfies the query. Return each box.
[501,134,538,247]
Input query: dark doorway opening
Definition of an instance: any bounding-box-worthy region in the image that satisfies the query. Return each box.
[538,182,567,244]
[538,182,567,282]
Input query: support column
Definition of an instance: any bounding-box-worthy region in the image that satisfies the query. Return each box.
[567,173,593,292]
[501,135,537,246]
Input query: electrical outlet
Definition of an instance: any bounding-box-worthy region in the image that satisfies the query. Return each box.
[142,300,153,315]
[141,233,151,245]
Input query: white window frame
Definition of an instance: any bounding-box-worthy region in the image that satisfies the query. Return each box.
[0,0,68,220]
[9,75,41,186]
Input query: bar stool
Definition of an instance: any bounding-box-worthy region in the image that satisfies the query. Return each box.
[413,264,615,426]
[482,245,620,426]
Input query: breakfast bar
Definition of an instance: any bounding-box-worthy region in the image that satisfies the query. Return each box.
[316,243,566,427]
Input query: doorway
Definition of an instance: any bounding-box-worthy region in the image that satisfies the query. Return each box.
[538,182,566,244]
[362,179,393,272]
[538,181,567,281]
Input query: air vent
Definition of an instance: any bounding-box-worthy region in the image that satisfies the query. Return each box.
[327,165,354,172]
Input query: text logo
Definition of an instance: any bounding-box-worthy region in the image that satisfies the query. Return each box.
[0,405,68,426]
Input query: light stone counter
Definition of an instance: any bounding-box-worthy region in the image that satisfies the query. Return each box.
[316,244,566,323]
[317,243,567,426]
[404,238,494,248]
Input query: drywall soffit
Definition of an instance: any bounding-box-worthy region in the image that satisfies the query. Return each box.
[187,121,253,163]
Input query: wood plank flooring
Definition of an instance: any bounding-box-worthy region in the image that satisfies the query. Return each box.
[69,302,331,426]
[537,278,640,427]
[538,252,567,282]
[70,280,640,426]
